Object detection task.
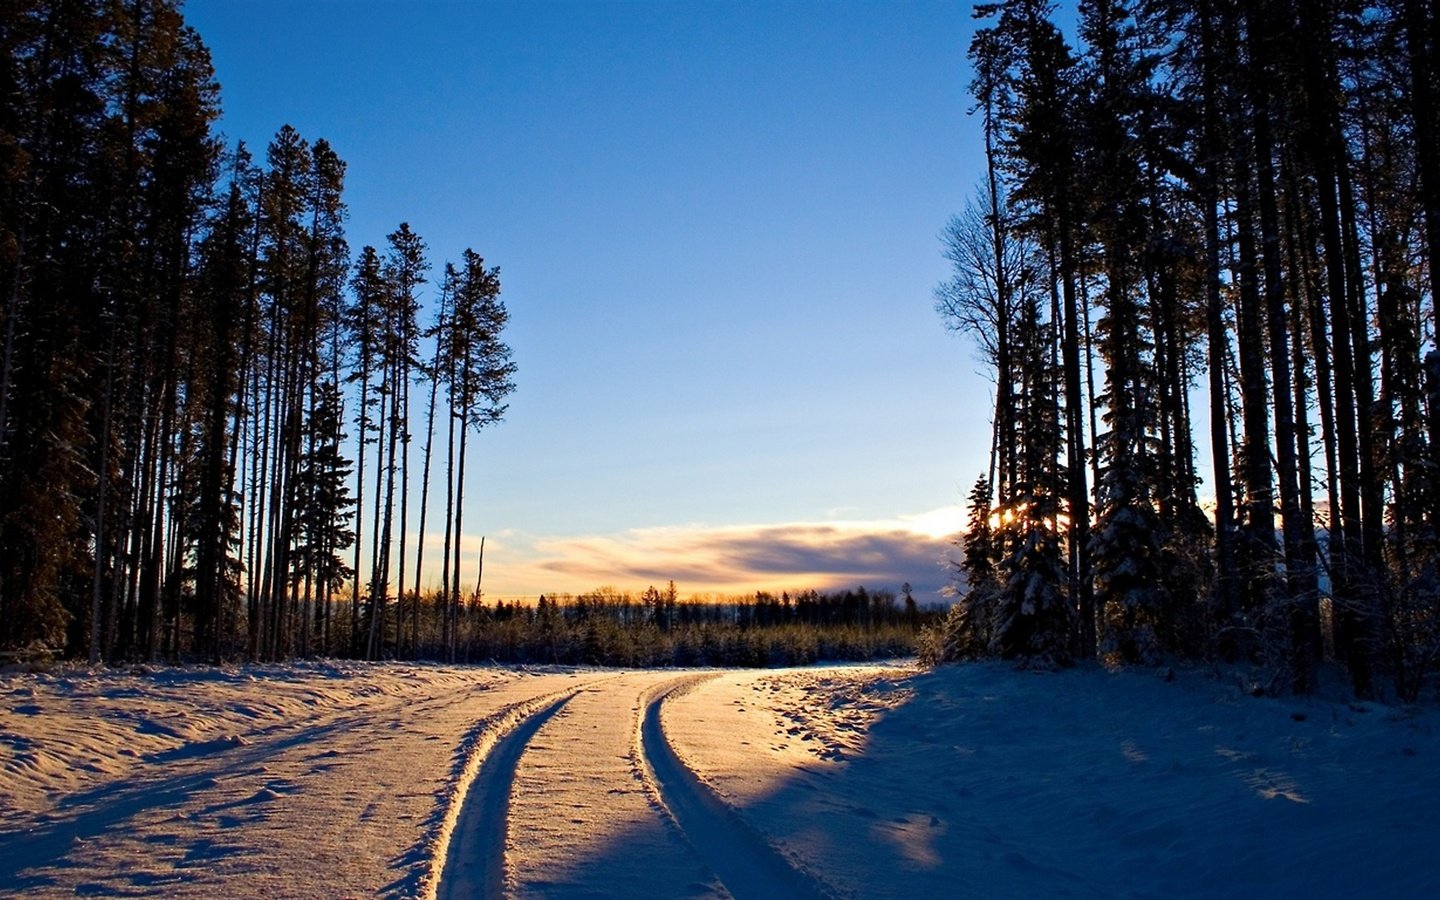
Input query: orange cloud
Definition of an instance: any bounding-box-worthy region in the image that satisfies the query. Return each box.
[471,508,964,602]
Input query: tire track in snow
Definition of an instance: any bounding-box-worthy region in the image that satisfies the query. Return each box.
[434,694,573,900]
[421,675,615,900]
[502,673,725,899]
[636,676,841,900]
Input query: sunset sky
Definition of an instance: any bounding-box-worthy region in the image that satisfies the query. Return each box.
[186,0,992,602]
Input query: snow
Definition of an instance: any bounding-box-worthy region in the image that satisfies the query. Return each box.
[3,660,1439,898]
[665,664,1440,898]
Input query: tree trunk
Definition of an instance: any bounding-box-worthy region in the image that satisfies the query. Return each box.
[451,413,469,664]
[1199,0,1239,639]
[1249,10,1320,690]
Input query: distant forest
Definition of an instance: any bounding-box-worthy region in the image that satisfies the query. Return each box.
[439,584,929,668]
[0,0,520,663]
[929,0,1440,699]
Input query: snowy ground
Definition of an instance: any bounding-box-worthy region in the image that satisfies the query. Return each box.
[2,660,1439,898]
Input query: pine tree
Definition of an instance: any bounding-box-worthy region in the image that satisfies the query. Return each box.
[0,0,220,657]
[290,381,355,656]
[189,150,257,662]
[932,475,1002,662]
[366,223,425,660]
[984,0,1095,657]
[411,265,455,656]
[991,305,1073,665]
[254,124,312,659]
[446,250,515,660]
[1073,0,1176,662]
[347,245,384,655]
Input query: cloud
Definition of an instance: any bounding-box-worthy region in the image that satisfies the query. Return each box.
[476,507,965,602]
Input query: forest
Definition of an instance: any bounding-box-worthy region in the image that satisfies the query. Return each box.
[928,0,1440,699]
[0,0,518,664]
[7,0,1440,693]
[435,584,928,667]
[4,3,1440,895]
[0,0,932,669]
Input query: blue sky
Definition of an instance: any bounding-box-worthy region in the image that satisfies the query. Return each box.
[185,0,993,602]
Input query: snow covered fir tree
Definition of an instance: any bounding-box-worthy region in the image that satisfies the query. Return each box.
[929,0,1440,700]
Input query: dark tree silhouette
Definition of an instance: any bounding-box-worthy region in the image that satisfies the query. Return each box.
[937,0,1440,697]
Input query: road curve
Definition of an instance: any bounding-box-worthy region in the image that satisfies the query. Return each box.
[431,670,834,900]
[637,677,839,900]
[502,672,722,899]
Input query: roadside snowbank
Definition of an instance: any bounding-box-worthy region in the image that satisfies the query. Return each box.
[665,662,1440,899]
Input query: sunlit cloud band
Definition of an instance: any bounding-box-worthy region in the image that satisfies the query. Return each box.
[468,507,964,601]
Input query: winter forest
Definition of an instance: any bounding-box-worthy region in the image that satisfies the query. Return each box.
[6,0,1440,704]
[0,1,518,664]
[0,0,938,672]
[8,1,1440,896]
[923,0,1440,702]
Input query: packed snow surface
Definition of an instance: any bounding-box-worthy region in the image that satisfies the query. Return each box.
[1,660,1438,898]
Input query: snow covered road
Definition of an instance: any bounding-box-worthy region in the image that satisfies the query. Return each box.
[5,661,1440,898]
[0,664,614,897]
[447,671,721,899]
[0,664,861,899]
[434,670,838,900]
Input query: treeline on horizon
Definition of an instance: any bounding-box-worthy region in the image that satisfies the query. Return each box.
[0,0,517,664]
[929,0,1440,699]
[404,584,934,667]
